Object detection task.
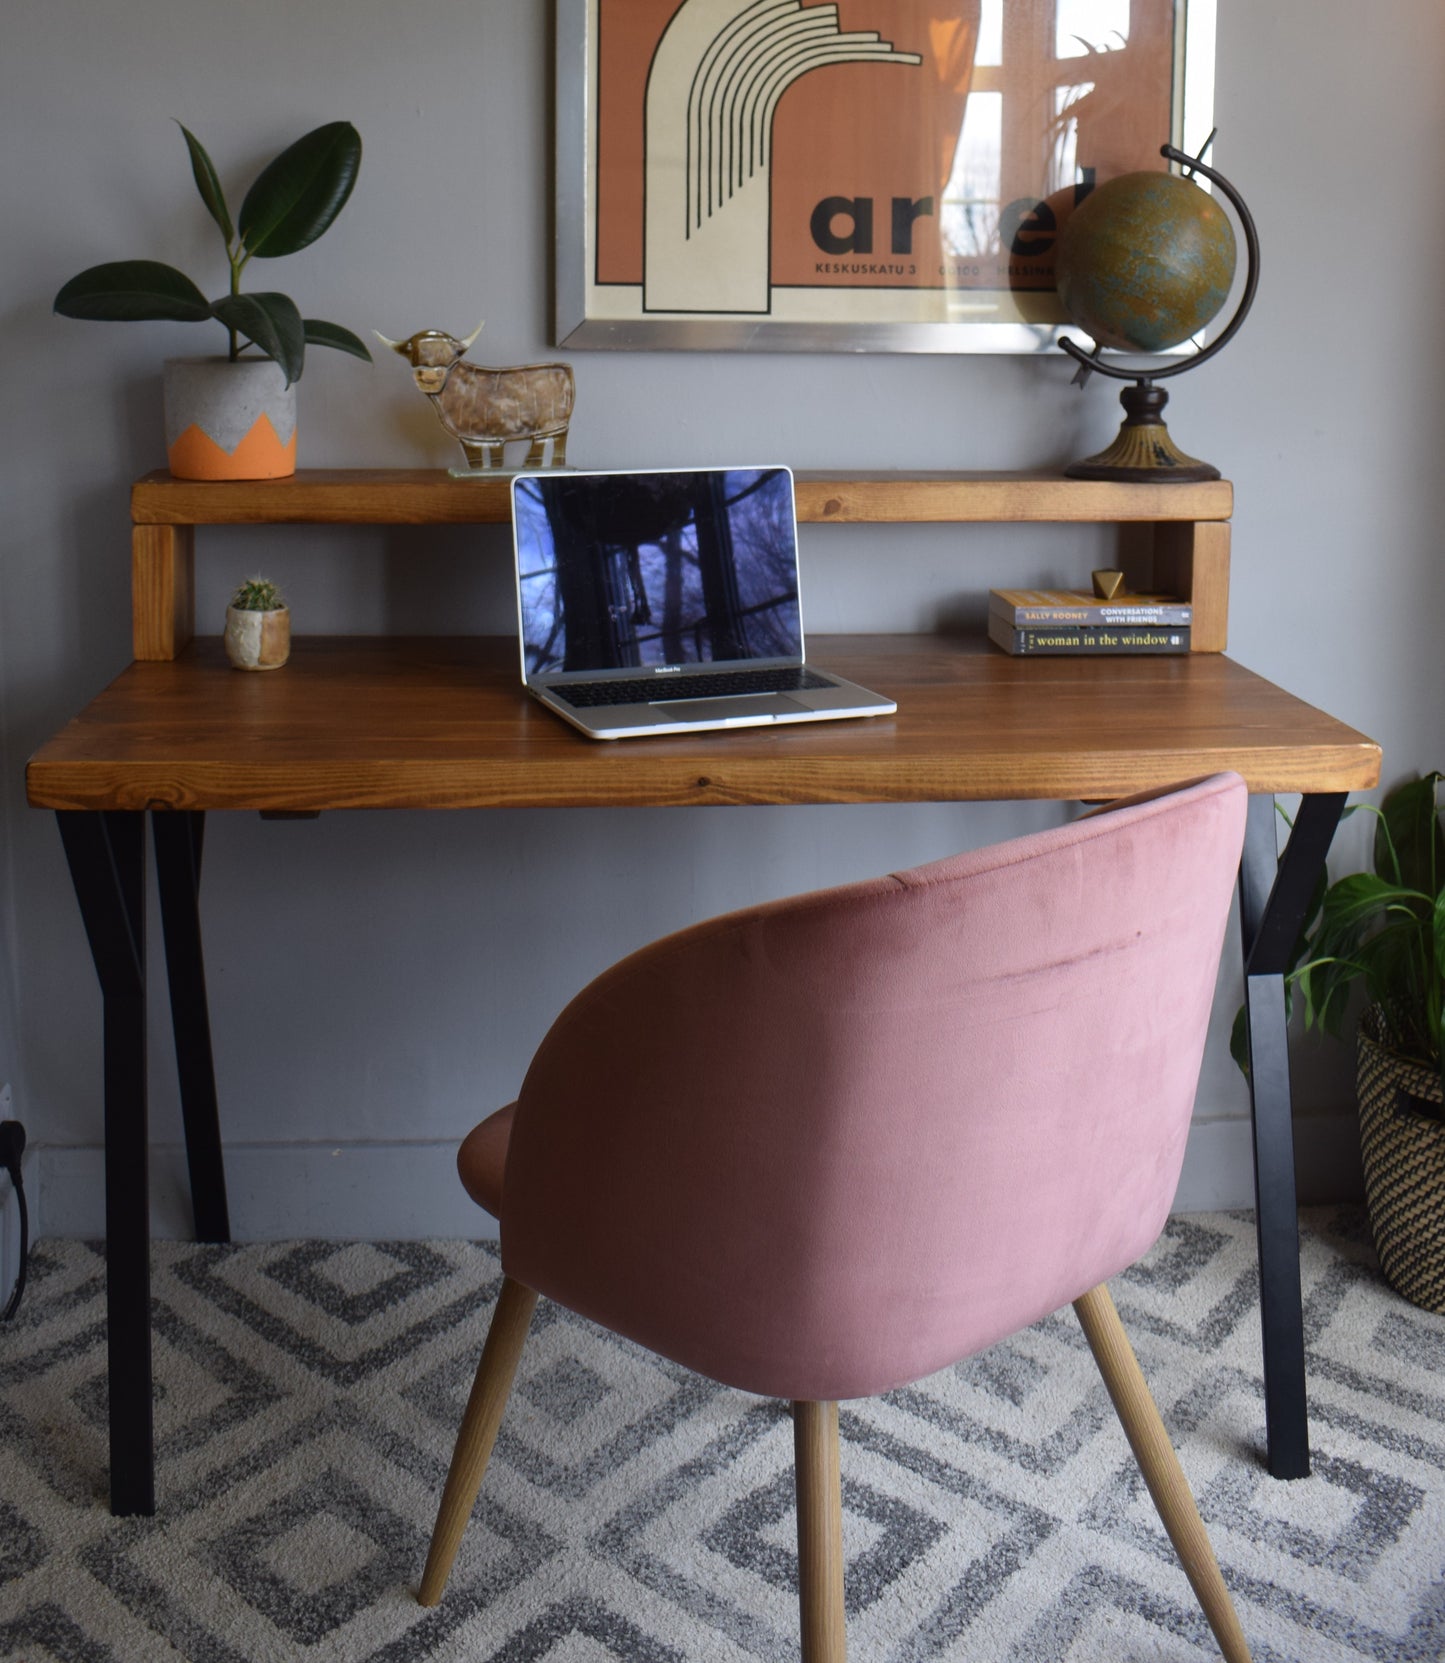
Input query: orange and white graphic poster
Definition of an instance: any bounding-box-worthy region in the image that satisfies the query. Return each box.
[571,0,1184,344]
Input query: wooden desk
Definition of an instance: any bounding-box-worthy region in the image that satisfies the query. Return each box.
[28,633,1381,1515]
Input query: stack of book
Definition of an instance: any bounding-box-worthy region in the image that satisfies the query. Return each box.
[987,588,1192,655]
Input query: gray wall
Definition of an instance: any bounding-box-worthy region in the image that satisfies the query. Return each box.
[4,0,1441,1239]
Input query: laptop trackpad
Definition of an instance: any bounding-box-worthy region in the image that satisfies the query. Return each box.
[652,694,809,722]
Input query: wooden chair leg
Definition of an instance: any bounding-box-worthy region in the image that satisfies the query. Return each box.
[418,1275,539,1606]
[794,1400,847,1663]
[1074,1284,1253,1663]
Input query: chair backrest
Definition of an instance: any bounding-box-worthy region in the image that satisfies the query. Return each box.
[501,773,1247,1403]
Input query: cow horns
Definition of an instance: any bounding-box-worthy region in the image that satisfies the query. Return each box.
[372,320,486,354]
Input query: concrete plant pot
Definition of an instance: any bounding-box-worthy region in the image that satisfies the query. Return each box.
[163,356,297,480]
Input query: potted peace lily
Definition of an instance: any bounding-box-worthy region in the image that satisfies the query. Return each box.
[1235,773,1445,1312]
[54,121,370,481]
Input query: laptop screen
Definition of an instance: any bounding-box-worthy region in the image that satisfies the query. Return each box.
[514,467,802,677]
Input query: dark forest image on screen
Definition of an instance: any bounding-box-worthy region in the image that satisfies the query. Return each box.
[517,468,802,675]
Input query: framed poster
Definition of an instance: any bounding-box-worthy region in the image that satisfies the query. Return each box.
[556,0,1216,352]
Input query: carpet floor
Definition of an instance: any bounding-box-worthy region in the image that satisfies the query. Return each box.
[1,1208,1442,1662]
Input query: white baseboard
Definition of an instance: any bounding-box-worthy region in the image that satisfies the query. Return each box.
[1172,1112,1363,1213]
[38,1141,499,1242]
[32,1112,1363,1242]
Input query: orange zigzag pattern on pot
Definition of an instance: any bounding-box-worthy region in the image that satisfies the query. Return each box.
[167,412,297,480]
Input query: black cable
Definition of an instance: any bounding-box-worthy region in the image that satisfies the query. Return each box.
[1,1121,28,1321]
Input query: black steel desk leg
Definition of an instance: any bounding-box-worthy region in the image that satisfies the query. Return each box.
[152,812,229,1243]
[57,810,154,1517]
[1238,790,1346,1481]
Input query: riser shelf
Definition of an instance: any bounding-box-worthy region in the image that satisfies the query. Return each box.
[129,469,1232,660]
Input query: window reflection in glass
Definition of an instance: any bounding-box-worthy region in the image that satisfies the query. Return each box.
[1056,0,1131,58]
[942,91,1002,257]
[937,0,1174,295]
[975,0,1003,65]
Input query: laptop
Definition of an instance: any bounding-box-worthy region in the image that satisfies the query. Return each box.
[511,465,897,740]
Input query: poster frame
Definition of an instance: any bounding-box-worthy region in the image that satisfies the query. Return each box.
[555,0,1216,353]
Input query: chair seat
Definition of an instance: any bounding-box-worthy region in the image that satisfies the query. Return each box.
[457,1104,515,1220]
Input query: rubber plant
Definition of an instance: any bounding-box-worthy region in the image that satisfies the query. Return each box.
[53,121,371,387]
[1233,772,1445,1111]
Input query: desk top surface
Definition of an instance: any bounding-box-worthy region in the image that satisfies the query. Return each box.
[27,634,1381,813]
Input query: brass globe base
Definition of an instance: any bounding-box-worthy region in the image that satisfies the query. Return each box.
[1065,380,1219,483]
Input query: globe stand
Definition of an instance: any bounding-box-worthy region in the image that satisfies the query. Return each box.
[1065,380,1219,482]
[1057,143,1258,484]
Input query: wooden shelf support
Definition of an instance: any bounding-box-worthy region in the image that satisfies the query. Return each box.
[133,522,195,661]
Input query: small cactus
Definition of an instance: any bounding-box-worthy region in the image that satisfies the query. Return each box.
[229,577,285,612]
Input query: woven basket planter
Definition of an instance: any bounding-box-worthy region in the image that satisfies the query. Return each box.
[1357,1007,1445,1314]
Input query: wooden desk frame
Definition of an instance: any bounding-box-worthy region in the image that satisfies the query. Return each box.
[33,472,1375,1518]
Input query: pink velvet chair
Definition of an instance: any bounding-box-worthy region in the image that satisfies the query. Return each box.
[420,772,1253,1663]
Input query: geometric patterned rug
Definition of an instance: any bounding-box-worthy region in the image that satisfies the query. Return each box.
[2,1208,1443,1662]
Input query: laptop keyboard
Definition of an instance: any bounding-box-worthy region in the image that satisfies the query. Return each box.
[556,667,834,708]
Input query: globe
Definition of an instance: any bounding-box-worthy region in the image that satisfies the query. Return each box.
[1053,170,1237,354]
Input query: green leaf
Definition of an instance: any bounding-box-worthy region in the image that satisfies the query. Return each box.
[1231,779,1445,1077]
[1296,951,1369,1037]
[1315,873,1427,935]
[303,319,372,362]
[176,122,234,246]
[1229,1003,1251,1076]
[54,260,211,322]
[210,291,305,385]
[1435,889,1445,1065]
[1375,773,1443,893]
[238,122,361,259]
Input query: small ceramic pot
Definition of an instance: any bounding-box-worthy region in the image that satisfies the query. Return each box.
[224,605,291,671]
[164,356,297,480]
